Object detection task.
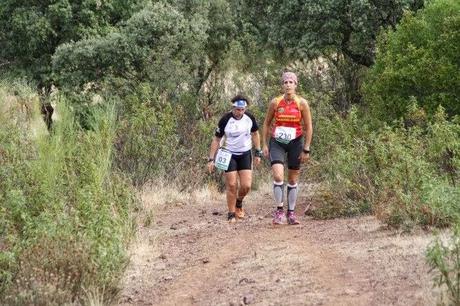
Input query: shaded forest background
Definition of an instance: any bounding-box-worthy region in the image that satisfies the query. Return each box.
[0,0,459,304]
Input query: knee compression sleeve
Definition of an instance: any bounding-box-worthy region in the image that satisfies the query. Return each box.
[287,183,298,211]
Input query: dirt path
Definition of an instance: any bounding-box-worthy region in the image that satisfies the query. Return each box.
[117,184,439,306]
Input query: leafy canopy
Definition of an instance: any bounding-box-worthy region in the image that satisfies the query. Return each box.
[363,0,460,121]
[0,0,142,87]
[241,0,424,66]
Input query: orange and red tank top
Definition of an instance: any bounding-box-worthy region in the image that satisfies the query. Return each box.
[272,95,303,139]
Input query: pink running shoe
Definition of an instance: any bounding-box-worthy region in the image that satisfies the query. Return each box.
[287,211,300,225]
[272,209,285,225]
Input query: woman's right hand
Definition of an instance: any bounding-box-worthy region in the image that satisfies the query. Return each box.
[262,146,269,158]
[207,161,215,173]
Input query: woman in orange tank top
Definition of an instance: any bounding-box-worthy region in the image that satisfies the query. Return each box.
[262,72,313,225]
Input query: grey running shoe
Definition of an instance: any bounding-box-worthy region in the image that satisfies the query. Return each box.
[287,211,300,225]
[272,209,285,225]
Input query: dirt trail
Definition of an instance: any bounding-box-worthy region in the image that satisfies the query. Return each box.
[117,184,439,306]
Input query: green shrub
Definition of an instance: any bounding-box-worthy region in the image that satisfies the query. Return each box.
[0,88,136,304]
[309,107,376,218]
[310,103,460,228]
[370,123,440,228]
[363,0,460,121]
[114,86,180,187]
[427,225,460,305]
[426,107,460,186]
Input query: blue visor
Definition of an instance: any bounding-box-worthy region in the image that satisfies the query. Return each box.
[233,99,247,108]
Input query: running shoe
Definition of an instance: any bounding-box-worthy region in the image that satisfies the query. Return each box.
[287,211,300,225]
[272,209,285,225]
[235,207,246,219]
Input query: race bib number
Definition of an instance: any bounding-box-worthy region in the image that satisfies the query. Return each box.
[274,126,296,144]
[215,148,232,171]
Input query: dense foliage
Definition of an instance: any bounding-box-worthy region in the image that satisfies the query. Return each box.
[245,0,424,67]
[0,86,135,304]
[310,103,460,228]
[53,1,208,95]
[0,0,142,88]
[364,0,460,121]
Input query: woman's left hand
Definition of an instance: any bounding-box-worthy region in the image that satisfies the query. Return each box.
[254,156,261,167]
[299,152,310,163]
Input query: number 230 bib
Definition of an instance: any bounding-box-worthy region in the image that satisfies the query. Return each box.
[274,126,296,144]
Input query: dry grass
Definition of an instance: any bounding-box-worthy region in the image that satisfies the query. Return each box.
[140,180,222,210]
[137,179,226,228]
[137,176,277,226]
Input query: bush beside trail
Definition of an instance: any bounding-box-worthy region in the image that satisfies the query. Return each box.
[309,104,460,229]
[0,84,136,305]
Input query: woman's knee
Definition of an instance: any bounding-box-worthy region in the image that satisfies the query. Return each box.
[226,180,237,191]
[287,171,300,185]
[272,165,284,181]
[239,183,251,194]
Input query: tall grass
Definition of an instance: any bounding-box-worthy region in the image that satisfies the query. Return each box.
[0,85,136,305]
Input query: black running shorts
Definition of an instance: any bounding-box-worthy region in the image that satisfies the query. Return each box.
[269,136,303,170]
[225,150,252,172]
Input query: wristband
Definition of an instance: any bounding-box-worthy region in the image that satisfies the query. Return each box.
[254,149,263,158]
[207,157,214,162]
[302,149,310,154]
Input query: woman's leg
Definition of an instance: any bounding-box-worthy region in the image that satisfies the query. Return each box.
[235,169,252,218]
[287,169,300,211]
[285,137,302,225]
[237,169,252,199]
[272,163,285,207]
[286,169,300,224]
[225,171,238,222]
[272,163,286,224]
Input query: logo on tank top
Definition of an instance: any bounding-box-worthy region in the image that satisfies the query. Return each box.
[278,107,285,113]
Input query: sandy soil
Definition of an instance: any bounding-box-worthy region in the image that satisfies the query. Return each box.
[117,183,440,306]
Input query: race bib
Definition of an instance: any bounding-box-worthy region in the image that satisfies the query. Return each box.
[274,126,296,144]
[214,148,232,171]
